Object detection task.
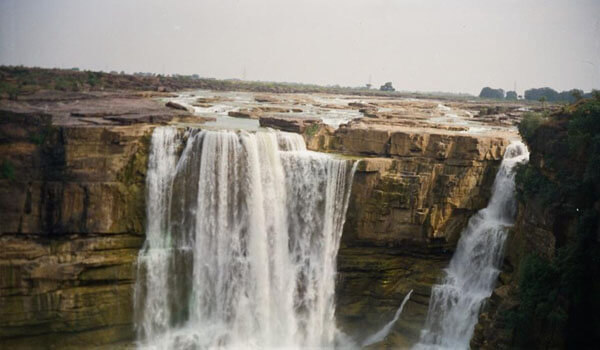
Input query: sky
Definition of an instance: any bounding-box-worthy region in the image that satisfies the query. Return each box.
[1,0,599,95]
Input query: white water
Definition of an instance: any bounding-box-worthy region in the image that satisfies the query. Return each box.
[414,141,529,350]
[362,290,413,347]
[135,126,356,349]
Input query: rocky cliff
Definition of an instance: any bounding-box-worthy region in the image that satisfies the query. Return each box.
[304,122,510,347]
[0,89,519,349]
[0,93,181,348]
[471,98,600,349]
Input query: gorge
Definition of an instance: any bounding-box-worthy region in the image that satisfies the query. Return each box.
[2,81,596,349]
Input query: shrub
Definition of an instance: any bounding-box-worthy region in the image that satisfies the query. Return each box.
[518,112,545,143]
[1,160,15,181]
[305,123,320,137]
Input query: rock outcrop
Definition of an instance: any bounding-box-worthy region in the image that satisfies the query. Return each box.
[0,102,154,348]
[259,115,320,133]
[304,122,510,347]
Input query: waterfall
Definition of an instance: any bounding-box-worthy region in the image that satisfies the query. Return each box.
[414,141,529,350]
[362,290,413,347]
[134,126,356,349]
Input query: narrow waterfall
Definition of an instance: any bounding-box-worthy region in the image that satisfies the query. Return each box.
[414,141,529,350]
[362,290,413,347]
[134,126,356,349]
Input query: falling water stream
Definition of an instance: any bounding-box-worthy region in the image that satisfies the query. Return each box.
[414,141,529,350]
[135,125,528,349]
[135,127,356,349]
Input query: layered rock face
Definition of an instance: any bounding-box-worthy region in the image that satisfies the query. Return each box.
[0,89,518,349]
[304,123,509,347]
[0,108,153,348]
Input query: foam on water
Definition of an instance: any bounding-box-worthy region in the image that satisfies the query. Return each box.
[134,127,356,349]
[413,141,529,350]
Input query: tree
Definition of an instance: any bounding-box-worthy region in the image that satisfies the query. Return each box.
[524,87,559,102]
[380,82,395,92]
[506,91,518,100]
[539,96,547,110]
[479,87,505,99]
[571,89,583,102]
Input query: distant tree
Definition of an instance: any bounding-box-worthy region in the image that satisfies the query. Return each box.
[506,91,518,100]
[479,87,505,99]
[571,89,583,102]
[366,83,372,89]
[524,87,559,101]
[380,82,395,92]
[539,96,547,110]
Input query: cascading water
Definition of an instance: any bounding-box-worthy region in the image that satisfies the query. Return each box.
[134,126,356,349]
[414,141,529,350]
[362,290,413,347]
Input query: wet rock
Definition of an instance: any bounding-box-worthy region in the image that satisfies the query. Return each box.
[259,115,319,133]
[228,109,261,119]
[165,100,191,112]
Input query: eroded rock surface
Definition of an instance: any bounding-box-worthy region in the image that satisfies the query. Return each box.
[303,121,511,347]
[0,96,155,348]
[0,89,521,349]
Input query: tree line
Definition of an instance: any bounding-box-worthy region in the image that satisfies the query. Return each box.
[479,86,595,103]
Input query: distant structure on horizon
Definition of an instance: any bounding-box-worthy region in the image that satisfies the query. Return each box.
[380,82,395,92]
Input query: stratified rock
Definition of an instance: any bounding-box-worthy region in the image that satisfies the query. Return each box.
[259,115,319,133]
[359,108,378,118]
[254,94,280,103]
[165,100,192,112]
[0,106,152,348]
[303,121,510,347]
[228,109,261,119]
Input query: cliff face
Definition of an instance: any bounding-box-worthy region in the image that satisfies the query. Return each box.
[471,99,600,349]
[0,90,518,349]
[304,123,509,347]
[0,108,153,348]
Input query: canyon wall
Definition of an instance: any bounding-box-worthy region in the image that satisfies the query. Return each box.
[304,123,509,347]
[0,104,512,349]
[0,109,152,349]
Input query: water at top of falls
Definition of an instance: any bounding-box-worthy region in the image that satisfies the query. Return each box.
[134,126,357,349]
[413,141,530,350]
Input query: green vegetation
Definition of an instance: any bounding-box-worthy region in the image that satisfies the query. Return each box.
[305,123,320,137]
[505,90,518,100]
[524,87,591,103]
[479,87,505,99]
[1,160,15,181]
[379,82,395,92]
[509,96,600,348]
[0,65,475,101]
[0,81,19,99]
[508,254,566,348]
[517,112,546,143]
[514,163,558,205]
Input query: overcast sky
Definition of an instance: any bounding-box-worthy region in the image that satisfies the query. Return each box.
[1,0,599,94]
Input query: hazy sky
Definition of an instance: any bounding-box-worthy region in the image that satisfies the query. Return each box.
[1,0,599,94]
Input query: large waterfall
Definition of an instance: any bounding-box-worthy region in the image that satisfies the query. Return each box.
[134,127,356,349]
[414,141,529,350]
